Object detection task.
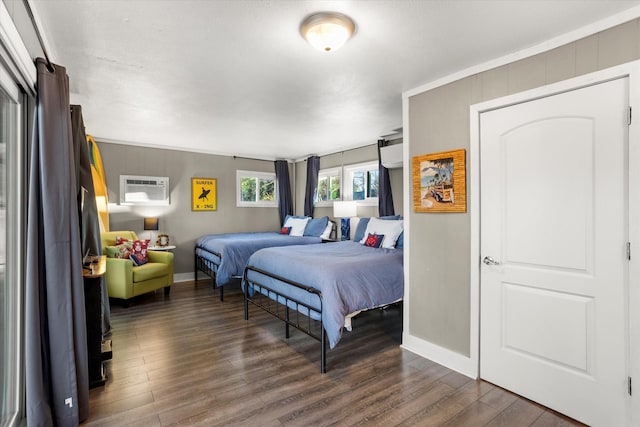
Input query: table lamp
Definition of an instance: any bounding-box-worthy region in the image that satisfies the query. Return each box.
[333,201,357,241]
[143,217,159,241]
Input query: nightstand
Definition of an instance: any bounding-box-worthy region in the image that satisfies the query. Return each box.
[83,255,108,388]
[149,245,176,251]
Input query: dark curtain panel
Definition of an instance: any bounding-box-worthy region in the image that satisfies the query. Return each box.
[304,155,320,217]
[274,160,293,225]
[378,140,395,216]
[26,59,89,425]
[71,105,111,337]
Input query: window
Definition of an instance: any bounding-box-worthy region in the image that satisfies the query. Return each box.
[236,170,277,207]
[316,167,341,206]
[343,161,379,205]
[0,64,27,427]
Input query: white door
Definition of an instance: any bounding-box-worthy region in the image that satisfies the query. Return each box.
[480,77,629,426]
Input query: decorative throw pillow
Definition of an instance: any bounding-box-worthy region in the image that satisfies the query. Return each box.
[364,233,385,248]
[353,218,370,242]
[130,239,150,264]
[104,242,133,259]
[115,236,129,245]
[353,216,401,242]
[130,253,148,266]
[283,216,310,237]
[280,226,292,235]
[319,221,334,240]
[359,218,403,249]
[303,216,329,237]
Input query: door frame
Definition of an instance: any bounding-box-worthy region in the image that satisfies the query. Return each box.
[469,61,640,424]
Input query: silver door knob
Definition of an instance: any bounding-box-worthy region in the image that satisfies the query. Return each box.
[483,256,499,265]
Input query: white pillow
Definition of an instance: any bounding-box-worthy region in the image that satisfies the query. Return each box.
[320,221,334,240]
[283,217,310,236]
[359,218,404,249]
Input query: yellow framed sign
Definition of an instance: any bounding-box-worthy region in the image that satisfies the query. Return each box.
[191,178,217,211]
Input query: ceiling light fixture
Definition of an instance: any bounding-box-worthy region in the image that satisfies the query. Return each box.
[300,12,355,53]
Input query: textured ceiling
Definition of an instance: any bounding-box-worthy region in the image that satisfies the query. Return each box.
[32,0,640,160]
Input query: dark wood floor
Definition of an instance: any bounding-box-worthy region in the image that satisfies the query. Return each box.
[83,280,585,426]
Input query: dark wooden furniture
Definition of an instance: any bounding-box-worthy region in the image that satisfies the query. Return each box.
[83,255,110,388]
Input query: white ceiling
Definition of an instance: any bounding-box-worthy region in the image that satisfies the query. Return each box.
[32,0,640,160]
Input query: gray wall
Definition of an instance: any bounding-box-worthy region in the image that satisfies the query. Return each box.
[294,142,404,231]
[407,19,640,356]
[98,142,283,274]
[98,140,403,274]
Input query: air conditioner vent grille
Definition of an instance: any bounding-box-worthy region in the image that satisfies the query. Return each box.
[119,175,169,206]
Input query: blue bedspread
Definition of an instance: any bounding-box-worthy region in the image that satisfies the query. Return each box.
[244,241,403,348]
[196,232,322,285]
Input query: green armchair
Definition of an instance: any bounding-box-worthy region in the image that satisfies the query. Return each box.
[101,231,174,306]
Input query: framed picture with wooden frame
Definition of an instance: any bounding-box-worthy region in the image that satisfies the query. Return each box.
[412,149,466,213]
[191,178,217,211]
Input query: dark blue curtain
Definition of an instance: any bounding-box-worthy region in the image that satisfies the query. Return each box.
[378,140,395,216]
[26,59,89,425]
[304,155,320,217]
[274,160,293,225]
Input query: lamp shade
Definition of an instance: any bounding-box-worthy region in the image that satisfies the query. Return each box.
[333,200,357,218]
[143,217,159,231]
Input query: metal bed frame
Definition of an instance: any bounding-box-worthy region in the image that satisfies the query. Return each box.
[194,247,225,301]
[243,265,328,373]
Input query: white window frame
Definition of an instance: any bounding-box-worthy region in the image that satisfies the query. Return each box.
[236,170,278,207]
[315,166,342,207]
[0,48,28,427]
[342,161,379,206]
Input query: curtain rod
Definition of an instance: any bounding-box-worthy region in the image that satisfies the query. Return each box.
[233,155,278,162]
[22,0,54,72]
[315,141,381,159]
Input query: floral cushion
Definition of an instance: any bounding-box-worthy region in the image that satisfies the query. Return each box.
[115,236,129,245]
[130,239,150,263]
[113,237,151,263]
[104,242,133,259]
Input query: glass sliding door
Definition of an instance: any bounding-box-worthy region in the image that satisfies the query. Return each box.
[0,63,26,427]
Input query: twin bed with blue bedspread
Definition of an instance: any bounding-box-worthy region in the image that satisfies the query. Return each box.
[242,216,404,372]
[194,216,331,300]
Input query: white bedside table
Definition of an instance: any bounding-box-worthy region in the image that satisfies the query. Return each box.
[148,245,176,251]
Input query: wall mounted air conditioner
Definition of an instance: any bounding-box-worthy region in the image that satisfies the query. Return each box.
[119,175,170,206]
[380,143,403,169]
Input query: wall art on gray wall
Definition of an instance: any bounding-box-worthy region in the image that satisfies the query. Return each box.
[412,148,466,213]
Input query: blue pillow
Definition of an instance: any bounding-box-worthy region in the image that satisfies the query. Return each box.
[353,218,371,242]
[303,216,329,237]
[353,215,401,242]
[394,215,404,249]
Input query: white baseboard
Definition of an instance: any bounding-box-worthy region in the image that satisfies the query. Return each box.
[174,271,209,283]
[402,332,478,379]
